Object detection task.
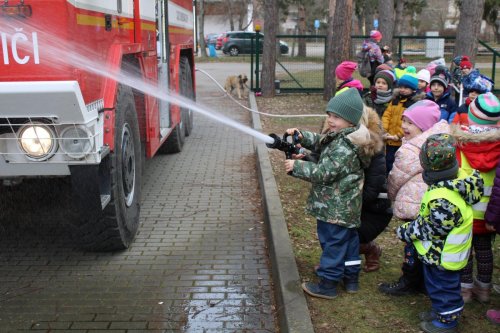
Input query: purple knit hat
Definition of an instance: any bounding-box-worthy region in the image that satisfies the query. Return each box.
[402,100,440,131]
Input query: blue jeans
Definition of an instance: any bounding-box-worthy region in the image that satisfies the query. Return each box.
[316,220,360,282]
[423,264,463,324]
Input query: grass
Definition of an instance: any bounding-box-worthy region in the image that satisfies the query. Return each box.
[256,93,500,333]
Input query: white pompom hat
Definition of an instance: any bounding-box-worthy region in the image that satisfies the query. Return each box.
[417,69,431,84]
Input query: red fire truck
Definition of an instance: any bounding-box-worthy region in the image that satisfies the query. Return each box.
[0,0,195,250]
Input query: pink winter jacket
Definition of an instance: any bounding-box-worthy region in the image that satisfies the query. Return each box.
[388,120,450,220]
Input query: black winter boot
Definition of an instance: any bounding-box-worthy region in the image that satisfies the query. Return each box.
[302,278,338,299]
[379,276,421,296]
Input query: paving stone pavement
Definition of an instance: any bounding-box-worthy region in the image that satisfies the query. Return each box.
[0,63,277,332]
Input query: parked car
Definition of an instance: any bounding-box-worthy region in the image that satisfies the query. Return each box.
[204,33,220,46]
[221,31,289,56]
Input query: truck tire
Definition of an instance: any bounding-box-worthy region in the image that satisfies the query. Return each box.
[71,85,142,251]
[180,56,194,137]
[157,56,193,154]
[157,119,184,154]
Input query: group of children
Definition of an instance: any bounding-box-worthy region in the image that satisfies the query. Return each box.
[281,48,500,333]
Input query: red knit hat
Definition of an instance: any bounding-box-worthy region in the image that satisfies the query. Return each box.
[460,56,473,70]
[370,30,382,42]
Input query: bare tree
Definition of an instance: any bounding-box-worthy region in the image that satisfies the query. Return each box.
[253,0,264,26]
[297,4,307,57]
[324,0,336,100]
[378,0,394,48]
[354,1,364,34]
[237,0,251,30]
[483,0,499,43]
[225,0,235,31]
[393,1,404,34]
[261,0,278,97]
[455,0,486,62]
[197,0,208,57]
[363,1,375,33]
[324,0,353,100]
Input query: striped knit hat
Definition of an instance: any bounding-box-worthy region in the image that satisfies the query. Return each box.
[468,92,500,125]
[374,70,396,90]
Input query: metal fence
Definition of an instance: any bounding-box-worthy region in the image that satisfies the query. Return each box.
[250,34,326,93]
[250,34,499,94]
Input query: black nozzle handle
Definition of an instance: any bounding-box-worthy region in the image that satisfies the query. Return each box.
[266,133,281,149]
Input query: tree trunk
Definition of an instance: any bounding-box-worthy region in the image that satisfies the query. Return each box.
[252,0,264,27]
[324,0,353,101]
[378,0,394,48]
[363,1,374,33]
[324,0,337,100]
[392,1,404,55]
[261,0,278,98]
[197,0,207,57]
[455,0,486,63]
[225,0,235,31]
[237,1,249,30]
[356,10,363,35]
[297,4,307,57]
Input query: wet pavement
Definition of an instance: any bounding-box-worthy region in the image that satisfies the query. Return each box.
[0,62,277,332]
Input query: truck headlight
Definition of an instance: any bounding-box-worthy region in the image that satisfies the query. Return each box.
[17,123,57,160]
[60,126,93,159]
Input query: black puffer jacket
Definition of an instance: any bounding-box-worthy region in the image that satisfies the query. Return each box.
[359,108,391,213]
[363,151,390,212]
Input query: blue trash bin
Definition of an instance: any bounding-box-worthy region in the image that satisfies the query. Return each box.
[208,44,217,57]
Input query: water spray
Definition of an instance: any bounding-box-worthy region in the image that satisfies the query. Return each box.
[0,19,275,145]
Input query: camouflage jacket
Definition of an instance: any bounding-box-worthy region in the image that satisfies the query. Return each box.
[292,125,371,228]
[396,170,483,267]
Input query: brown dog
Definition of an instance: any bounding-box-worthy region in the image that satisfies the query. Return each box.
[224,74,249,99]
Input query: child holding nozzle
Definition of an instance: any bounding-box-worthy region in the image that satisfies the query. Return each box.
[283,88,371,299]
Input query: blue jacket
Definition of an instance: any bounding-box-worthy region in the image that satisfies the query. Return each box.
[426,91,457,123]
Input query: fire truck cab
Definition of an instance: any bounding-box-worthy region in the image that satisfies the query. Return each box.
[0,0,195,250]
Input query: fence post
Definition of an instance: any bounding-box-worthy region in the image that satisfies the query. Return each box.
[255,33,260,92]
[398,37,403,60]
[250,36,254,91]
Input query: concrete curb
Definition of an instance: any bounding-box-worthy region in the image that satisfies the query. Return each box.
[249,93,315,333]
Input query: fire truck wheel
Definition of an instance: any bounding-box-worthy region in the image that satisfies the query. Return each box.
[106,85,142,249]
[75,85,142,251]
[157,117,184,154]
[180,56,194,136]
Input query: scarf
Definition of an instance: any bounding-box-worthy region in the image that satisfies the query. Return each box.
[374,89,393,104]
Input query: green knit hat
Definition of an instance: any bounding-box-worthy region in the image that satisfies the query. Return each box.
[326,88,363,125]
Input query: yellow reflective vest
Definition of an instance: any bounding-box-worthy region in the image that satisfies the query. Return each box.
[413,186,473,271]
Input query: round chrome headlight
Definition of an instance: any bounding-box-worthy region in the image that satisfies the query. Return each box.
[17,123,57,161]
[60,126,93,159]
